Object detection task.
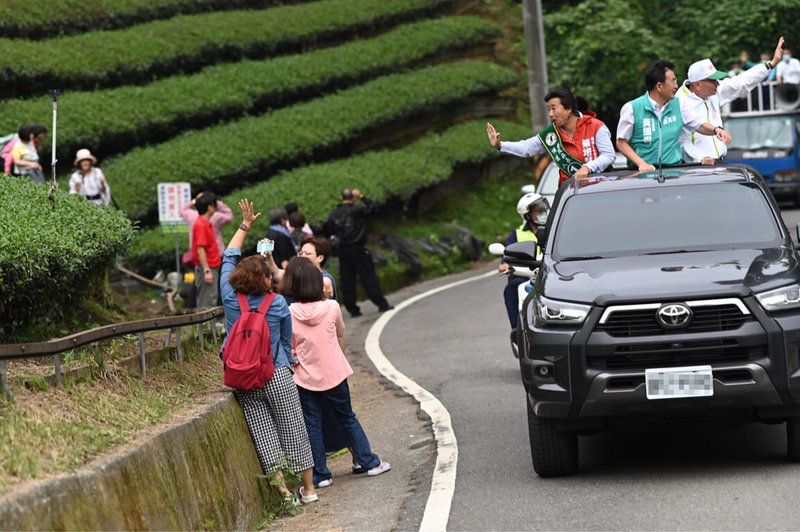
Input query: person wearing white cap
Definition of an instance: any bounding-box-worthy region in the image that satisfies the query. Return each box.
[617,59,730,171]
[678,37,785,164]
[68,148,111,206]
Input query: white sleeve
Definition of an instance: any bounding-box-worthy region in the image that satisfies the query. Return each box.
[97,168,111,205]
[616,102,634,140]
[68,172,79,194]
[679,96,703,132]
[586,125,616,172]
[499,136,546,158]
[718,64,770,105]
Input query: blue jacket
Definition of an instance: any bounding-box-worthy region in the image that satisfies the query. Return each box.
[220,247,295,368]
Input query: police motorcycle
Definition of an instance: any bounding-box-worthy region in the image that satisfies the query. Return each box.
[488,192,549,358]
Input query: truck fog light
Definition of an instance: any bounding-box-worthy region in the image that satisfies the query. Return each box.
[537,365,551,377]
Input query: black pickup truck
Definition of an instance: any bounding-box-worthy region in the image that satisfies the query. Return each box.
[504,165,800,477]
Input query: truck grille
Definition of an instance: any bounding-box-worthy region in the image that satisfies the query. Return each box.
[587,339,754,370]
[598,303,750,337]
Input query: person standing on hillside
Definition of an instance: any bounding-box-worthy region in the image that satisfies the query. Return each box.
[192,194,221,308]
[11,123,47,184]
[68,149,111,205]
[487,88,615,184]
[324,188,392,317]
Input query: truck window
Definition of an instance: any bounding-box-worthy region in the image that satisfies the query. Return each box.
[724,116,794,151]
[553,183,782,259]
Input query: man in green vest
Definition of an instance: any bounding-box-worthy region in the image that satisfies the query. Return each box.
[499,193,549,334]
[617,59,731,171]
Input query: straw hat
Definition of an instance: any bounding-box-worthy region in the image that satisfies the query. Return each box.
[74,148,97,166]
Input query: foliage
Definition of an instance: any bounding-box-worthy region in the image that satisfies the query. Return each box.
[542,0,800,129]
[126,119,533,274]
[0,0,299,38]
[0,16,500,166]
[107,60,518,221]
[0,0,457,98]
[0,179,135,339]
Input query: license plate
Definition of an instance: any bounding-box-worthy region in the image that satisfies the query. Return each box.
[645,365,714,400]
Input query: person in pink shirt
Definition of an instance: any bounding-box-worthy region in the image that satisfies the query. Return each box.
[285,257,390,487]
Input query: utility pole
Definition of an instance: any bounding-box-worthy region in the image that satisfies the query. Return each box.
[522,0,549,132]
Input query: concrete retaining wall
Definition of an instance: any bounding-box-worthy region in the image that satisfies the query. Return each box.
[0,394,267,531]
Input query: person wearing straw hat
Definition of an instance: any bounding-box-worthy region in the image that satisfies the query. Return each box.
[678,37,784,164]
[69,148,111,206]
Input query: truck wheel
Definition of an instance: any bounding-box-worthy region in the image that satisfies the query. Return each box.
[787,417,800,461]
[527,399,578,477]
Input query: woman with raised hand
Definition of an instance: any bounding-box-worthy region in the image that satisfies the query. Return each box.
[283,256,390,488]
[219,199,318,505]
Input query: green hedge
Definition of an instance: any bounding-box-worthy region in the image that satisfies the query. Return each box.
[0,179,135,338]
[107,60,518,222]
[0,0,307,39]
[0,0,457,98]
[0,16,499,166]
[128,119,532,274]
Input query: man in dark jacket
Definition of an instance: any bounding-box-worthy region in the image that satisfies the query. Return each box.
[324,188,392,317]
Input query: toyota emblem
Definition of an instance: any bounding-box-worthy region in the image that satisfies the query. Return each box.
[656,303,692,329]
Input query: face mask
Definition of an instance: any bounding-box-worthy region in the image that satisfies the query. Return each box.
[784,54,792,62]
[534,212,549,226]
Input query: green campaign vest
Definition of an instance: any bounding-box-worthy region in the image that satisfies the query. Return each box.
[629,93,685,167]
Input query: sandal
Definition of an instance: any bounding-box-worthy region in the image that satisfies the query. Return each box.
[298,486,319,504]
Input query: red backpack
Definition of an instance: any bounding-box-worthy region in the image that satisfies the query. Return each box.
[222,292,276,390]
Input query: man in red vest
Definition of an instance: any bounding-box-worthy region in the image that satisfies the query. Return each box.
[487,88,615,184]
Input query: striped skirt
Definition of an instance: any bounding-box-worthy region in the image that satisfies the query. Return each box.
[233,366,314,474]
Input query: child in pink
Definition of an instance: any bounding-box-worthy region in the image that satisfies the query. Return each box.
[286,257,390,487]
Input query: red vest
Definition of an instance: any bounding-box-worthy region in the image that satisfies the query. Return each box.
[556,110,605,185]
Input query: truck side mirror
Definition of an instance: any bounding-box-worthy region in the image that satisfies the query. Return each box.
[503,241,541,269]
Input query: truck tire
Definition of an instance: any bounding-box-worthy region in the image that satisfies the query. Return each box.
[787,417,800,461]
[527,399,578,477]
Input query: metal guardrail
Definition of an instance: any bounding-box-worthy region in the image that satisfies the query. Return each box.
[0,306,225,396]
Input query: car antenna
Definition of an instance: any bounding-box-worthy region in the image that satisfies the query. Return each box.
[657,155,665,183]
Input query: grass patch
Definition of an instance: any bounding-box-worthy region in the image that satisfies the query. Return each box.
[0,340,223,493]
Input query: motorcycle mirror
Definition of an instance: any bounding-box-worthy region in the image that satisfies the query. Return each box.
[488,243,506,256]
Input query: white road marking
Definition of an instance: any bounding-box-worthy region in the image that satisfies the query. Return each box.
[364,269,497,532]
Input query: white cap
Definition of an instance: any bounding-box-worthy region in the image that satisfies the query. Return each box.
[687,59,727,83]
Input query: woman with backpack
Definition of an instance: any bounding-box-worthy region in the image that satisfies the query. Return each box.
[219,199,318,505]
[283,256,390,488]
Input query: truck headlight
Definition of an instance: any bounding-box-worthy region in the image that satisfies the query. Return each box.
[529,295,591,326]
[756,284,800,312]
[774,169,798,183]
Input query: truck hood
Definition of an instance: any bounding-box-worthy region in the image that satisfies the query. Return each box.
[544,246,799,305]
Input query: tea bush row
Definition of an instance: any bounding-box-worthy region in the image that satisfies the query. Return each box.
[0,0,457,97]
[127,119,532,273]
[0,0,305,39]
[107,60,518,221]
[0,16,499,165]
[0,179,135,336]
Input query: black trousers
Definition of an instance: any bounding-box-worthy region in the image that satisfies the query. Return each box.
[338,245,389,314]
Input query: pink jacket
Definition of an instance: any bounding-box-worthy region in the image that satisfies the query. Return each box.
[290,299,351,391]
[2,136,19,174]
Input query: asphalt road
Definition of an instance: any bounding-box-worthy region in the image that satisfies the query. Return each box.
[377,205,800,531]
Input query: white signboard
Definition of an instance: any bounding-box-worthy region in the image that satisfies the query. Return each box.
[157,182,191,233]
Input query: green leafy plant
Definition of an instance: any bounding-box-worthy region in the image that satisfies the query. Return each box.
[108,60,518,221]
[0,16,499,166]
[0,0,457,98]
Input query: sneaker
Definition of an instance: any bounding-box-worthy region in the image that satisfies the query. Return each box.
[315,478,333,488]
[367,461,391,476]
[352,462,366,475]
[348,309,362,317]
[378,305,394,312]
[298,486,319,504]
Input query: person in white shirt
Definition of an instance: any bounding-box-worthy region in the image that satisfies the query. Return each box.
[68,149,111,205]
[678,37,784,164]
[776,47,800,84]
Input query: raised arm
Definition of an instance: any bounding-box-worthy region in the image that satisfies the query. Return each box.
[227,199,261,251]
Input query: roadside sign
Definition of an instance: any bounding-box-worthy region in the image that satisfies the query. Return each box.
[157,182,191,232]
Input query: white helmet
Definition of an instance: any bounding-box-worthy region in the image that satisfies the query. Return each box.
[516,192,550,225]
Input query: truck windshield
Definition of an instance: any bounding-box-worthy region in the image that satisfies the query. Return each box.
[554,183,782,259]
[724,116,794,151]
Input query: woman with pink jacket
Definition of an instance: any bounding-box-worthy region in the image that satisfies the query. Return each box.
[284,257,390,487]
